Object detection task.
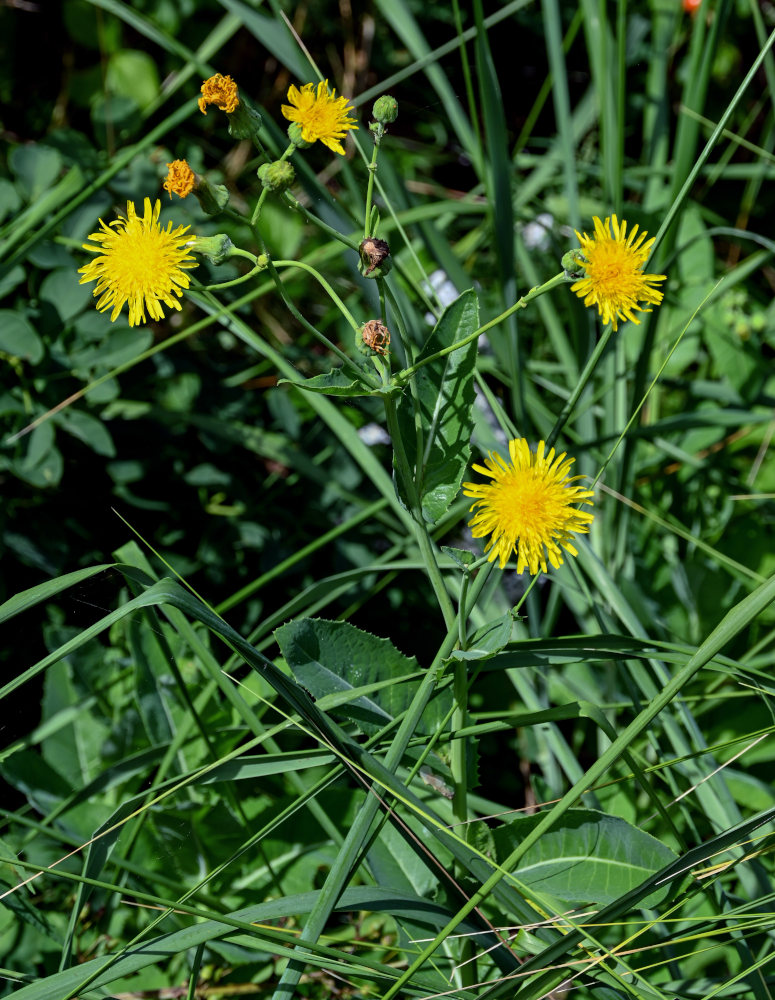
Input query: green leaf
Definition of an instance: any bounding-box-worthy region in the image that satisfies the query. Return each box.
[394,289,479,523]
[0,265,25,302]
[106,50,161,109]
[492,808,677,906]
[280,367,381,398]
[0,310,43,364]
[0,564,114,629]
[40,267,93,323]
[275,618,450,736]
[9,144,62,202]
[440,545,476,569]
[56,408,116,457]
[450,611,513,661]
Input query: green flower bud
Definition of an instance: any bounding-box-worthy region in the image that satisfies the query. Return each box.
[287,122,313,149]
[226,101,263,141]
[372,95,398,124]
[189,234,235,265]
[561,248,587,279]
[193,176,230,216]
[257,160,295,192]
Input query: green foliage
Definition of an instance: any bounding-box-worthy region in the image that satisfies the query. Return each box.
[2,1,775,999]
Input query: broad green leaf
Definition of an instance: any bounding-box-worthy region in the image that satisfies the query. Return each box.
[9,144,62,202]
[492,809,677,906]
[0,310,43,364]
[275,617,452,735]
[0,265,25,302]
[394,288,479,523]
[39,267,93,323]
[281,367,382,397]
[106,49,161,109]
[56,408,116,457]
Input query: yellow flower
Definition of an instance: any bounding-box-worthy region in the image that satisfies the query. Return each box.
[164,159,196,199]
[199,73,239,115]
[570,215,666,331]
[78,198,197,327]
[281,80,357,155]
[463,439,594,574]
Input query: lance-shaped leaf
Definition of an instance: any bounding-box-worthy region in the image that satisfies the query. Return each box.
[395,289,479,523]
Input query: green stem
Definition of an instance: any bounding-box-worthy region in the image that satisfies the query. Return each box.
[545,323,616,450]
[383,395,456,629]
[273,259,361,336]
[265,259,380,388]
[363,130,382,239]
[283,193,360,251]
[395,271,569,384]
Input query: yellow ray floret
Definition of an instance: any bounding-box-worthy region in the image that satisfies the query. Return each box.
[571,214,666,331]
[78,198,197,327]
[463,438,594,575]
[281,80,358,155]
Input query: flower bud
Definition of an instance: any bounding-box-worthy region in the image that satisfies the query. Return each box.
[189,234,235,265]
[561,248,588,280]
[193,176,230,216]
[287,122,313,149]
[372,95,398,124]
[227,102,263,141]
[257,160,295,191]
[359,237,391,279]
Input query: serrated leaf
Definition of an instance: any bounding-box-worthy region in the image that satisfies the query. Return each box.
[492,809,678,906]
[275,618,450,736]
[394,289,479,522]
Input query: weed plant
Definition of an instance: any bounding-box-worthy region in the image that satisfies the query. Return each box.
[1,2,775,999]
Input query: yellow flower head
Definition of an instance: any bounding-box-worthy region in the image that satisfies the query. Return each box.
[281,80,358,155]
[463,438,594,575]
[78,198,197,327]
[199,73,239,115]
[164,159,196,199]
[571,215,666,331]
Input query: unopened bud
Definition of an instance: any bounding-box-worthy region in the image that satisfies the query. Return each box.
[189,234,235,265]
[561,248,588,279]
[287,122,313,149]
[372,95,398,125]
[226,102,263,141]
[258,160,295,191]
[194,176,230,216]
